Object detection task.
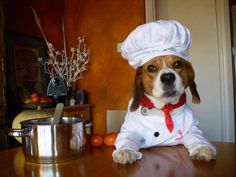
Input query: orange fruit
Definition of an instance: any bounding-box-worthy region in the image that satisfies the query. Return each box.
[30,92,40,103]
[104,132,118,146]
[31,92,39,99]
[31,96,40,103]
[89,134,103,147]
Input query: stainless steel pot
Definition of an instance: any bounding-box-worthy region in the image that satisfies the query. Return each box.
[9,117,91,164]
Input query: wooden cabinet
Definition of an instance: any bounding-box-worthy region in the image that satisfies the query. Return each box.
[47,104,93,120]
[0,1,8,150]
[62,104,93,120]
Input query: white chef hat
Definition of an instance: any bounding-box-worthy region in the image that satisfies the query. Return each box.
[121,20,191,69]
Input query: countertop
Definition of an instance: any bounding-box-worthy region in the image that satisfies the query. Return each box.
[0,142,235,177]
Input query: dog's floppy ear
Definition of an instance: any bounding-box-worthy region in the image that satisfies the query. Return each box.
[130,67,143,111]
[186,62,201,104]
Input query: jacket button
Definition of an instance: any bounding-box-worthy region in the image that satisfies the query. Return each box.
[154,132,160,137]
[141,107,149,116]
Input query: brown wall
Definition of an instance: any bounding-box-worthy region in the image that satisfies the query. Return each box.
[5,0,145,134]
[5,0,64,49]
[64,0,145,134]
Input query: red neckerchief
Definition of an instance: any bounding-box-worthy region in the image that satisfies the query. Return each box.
[140,93,186,133]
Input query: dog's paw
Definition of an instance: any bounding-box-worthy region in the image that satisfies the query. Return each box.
[191,146,215,161]
[113,150,136,165]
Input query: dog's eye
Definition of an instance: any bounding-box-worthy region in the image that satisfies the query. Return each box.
[173,61,182,69]
[147,65,157,73]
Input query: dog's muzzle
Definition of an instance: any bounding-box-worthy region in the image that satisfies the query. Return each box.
[161,73,177,97]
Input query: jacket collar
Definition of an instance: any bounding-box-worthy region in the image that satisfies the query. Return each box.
[140,92,187,133]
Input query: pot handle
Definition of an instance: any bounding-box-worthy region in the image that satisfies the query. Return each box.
[8,128,31,137]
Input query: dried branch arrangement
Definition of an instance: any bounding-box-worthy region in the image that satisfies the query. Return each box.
[32,8,90,87]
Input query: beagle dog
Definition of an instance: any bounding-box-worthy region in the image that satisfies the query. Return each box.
[112,55,216,164]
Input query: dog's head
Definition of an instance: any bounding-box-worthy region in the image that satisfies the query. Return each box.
[130,55,200,111]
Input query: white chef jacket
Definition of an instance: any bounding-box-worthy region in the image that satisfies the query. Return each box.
[113,99,216,159]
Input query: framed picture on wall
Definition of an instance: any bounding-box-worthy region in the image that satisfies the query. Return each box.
[5,31,49,111]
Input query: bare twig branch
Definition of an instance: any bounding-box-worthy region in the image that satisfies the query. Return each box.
[32,8,90,87]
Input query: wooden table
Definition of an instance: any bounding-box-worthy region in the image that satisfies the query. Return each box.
[0,142,235,177]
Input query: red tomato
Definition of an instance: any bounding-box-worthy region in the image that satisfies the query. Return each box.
[40,96,48,103]
[45,96,53,103]
[104,132,118,146]
[89,134,103,147]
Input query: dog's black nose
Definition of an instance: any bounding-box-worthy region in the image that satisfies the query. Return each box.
[161,73,175,85]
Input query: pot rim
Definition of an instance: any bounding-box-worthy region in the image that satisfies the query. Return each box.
[20,116,85,126]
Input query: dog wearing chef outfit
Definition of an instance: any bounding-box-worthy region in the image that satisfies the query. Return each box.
[112,20,216,165]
